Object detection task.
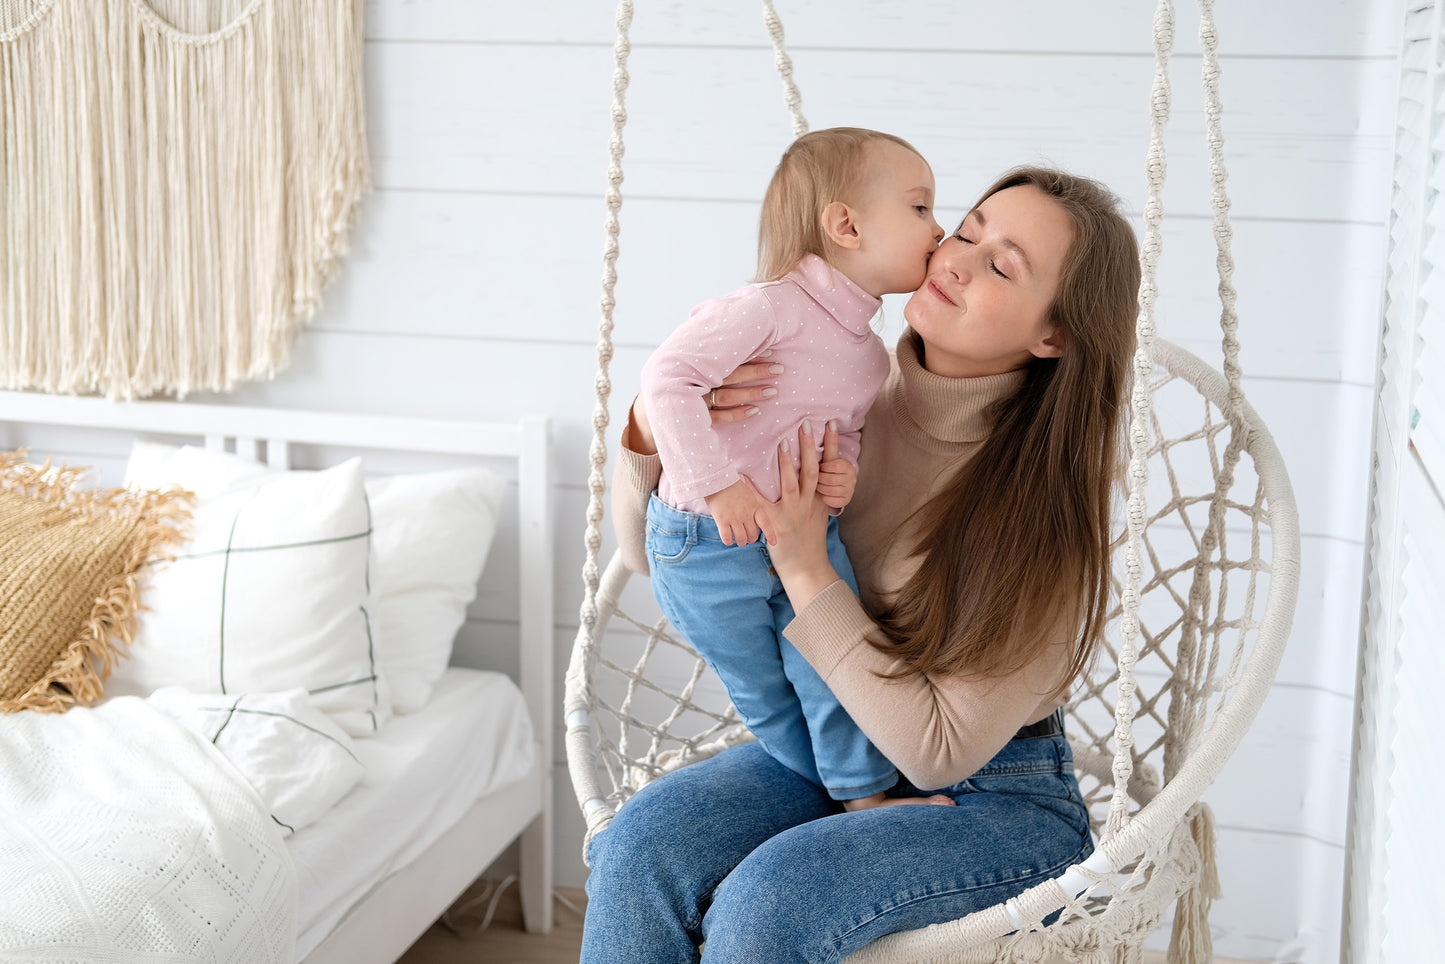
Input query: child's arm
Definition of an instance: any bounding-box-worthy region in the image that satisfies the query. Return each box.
[639,291,778,507]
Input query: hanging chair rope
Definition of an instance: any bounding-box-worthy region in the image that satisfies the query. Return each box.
[568,0,634,825]
[760,0,808,137]
[1108,0,1175,841]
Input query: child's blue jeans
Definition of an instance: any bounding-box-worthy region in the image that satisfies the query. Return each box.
[644,494,897,800]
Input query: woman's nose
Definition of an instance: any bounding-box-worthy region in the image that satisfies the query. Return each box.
[938,242,971,282]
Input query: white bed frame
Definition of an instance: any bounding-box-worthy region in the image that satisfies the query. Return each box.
[0,391,556,961]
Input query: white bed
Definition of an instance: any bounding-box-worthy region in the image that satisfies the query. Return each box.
[0,391,555,963]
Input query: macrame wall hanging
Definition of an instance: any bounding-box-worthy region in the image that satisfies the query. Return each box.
[0,0,368,399]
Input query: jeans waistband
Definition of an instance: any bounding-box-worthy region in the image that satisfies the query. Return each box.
[1012,706,1064,740]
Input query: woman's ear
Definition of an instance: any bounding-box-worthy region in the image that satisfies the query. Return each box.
[821,201,862,250]
[1030,325,1066,359]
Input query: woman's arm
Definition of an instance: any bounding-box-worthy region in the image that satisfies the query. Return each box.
[785,583,1069,789]
[610,400,665,574]
[765,425,1069,789]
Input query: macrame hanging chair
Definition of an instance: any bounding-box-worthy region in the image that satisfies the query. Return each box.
[565,1,1302,961]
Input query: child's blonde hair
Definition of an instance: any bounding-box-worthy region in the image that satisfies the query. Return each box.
[755,127,926,283]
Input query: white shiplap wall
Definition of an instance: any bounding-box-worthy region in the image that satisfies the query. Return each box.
[7,2,1394,960]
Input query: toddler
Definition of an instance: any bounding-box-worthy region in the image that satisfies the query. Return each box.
[640,127,944,809]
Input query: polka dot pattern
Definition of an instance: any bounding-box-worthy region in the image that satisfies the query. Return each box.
[641,255,891,512]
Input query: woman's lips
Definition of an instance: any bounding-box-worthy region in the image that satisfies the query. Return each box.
[928,279,957,306]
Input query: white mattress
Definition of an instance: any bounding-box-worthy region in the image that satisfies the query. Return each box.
[288,667,535,959]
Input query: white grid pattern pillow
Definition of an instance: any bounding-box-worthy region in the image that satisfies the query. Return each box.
[110,454,388,736]
[117,441,505,717]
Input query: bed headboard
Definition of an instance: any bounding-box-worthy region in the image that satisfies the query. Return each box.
[0,390,554,768]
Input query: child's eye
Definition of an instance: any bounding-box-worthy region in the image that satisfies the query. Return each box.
[915,205,931,214]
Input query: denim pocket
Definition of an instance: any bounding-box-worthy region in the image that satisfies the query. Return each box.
[956,737,1071,803]
[960,769,1074,803]
[646,518,695,565]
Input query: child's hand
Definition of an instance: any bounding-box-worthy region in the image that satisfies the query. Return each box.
[704,479,774,546]
[817,420,856,509]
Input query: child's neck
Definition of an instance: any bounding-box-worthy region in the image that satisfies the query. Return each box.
[826,249,884,299]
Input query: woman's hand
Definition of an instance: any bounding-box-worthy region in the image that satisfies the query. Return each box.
[621,357,784,457]
[706,357,784,424]
[760,421,843,611]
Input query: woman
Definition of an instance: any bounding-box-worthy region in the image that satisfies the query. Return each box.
[583,166,1140,963]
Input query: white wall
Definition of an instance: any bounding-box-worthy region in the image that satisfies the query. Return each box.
[11,2,1393,960]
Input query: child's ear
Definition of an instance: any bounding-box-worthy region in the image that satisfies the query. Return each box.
[821,201,862,250]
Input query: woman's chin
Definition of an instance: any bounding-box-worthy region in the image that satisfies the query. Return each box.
[902,294,925,329]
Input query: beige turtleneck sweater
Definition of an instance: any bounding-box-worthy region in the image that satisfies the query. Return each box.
[612,331,1073,790]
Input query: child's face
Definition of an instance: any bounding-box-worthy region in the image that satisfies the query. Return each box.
[848,141,946,296]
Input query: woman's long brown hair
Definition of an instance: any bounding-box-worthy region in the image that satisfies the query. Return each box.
[874,167,1140,699]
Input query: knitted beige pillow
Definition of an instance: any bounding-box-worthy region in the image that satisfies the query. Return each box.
[0,452,191,713]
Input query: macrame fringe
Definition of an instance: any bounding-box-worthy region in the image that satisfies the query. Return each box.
[0,451,193,713]
[1167,803,1221,964]
[0,0,370,399]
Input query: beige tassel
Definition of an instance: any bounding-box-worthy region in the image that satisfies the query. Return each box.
[1167,803,1221,964]
[0,451,193,713]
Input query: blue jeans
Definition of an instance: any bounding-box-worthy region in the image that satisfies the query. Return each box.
[645,495,896,799]
[581,730,1094,964]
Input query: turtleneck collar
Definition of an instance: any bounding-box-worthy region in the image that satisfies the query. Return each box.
[892,329,1026,444]
[788,253,882,337]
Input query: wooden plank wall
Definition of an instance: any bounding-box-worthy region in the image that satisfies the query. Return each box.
[6,2,1396,960]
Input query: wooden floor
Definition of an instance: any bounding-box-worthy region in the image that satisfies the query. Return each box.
[396,878,587,964]
[394,878,1264,963]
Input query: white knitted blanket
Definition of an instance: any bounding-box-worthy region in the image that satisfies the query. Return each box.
[0,696,297,963]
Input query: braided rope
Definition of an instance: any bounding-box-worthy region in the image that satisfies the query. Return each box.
[577,0,634,680]
[1163,0,1249,786]
[760,0,809,137]
[1108,0,1174,840]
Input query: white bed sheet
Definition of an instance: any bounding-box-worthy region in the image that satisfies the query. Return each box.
[288,667,535,959]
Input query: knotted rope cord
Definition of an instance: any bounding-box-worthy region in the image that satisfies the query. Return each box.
[577,0,634,694]
[1107,0,1174,840]
[760,0,808,137]
[1164,0,1249,785]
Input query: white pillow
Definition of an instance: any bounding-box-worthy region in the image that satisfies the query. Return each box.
[114,452,389,736]
[122,442,505,715]
[147,686,364,836]
[367,469,504,712]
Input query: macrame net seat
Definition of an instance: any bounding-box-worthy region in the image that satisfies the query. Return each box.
[565,2,1301,960]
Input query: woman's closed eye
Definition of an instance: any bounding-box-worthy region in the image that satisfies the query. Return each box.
[954,233,1011,279]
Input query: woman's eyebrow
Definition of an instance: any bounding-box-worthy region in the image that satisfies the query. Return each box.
[966,209,1033,275]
